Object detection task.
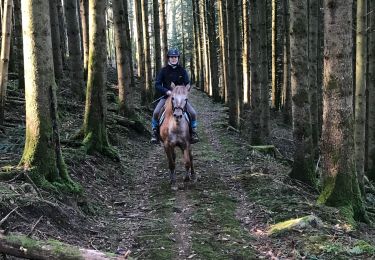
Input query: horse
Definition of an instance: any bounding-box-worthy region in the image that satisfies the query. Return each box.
[159,83,196,190]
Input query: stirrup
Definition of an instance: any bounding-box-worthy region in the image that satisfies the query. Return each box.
[191,130,199,144]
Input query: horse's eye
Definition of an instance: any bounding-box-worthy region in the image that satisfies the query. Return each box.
[172,97,174,101]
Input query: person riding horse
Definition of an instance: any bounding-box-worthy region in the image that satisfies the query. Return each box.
[151,48,199,144]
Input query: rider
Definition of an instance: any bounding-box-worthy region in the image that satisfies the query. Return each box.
[151,48,199,144]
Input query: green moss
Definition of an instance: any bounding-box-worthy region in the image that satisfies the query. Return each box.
[320,241,345,254]
[327,76,339,90]
[6,236,83,259]
[133,182,175,259]
[190,191,256,259]
[267,215,321,235]
[83,130,119,161]
[317,176,335,205]
[349,240,375,255]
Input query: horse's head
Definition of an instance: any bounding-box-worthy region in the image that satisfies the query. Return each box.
[170,83,190,124]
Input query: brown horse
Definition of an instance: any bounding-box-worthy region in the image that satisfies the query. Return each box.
[159,83,195,190]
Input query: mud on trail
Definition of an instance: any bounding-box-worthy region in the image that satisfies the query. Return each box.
[1,77,375,259]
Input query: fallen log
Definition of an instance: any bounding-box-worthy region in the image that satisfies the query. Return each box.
[0,233,121,260]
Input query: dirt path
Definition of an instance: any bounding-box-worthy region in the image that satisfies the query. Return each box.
[113,88,265,259]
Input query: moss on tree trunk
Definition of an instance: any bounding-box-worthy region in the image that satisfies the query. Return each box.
[83,0,118,160]
[319,0,367,224]
[19,0,79,192]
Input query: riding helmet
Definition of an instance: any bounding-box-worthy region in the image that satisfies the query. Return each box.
[167,48,180,57]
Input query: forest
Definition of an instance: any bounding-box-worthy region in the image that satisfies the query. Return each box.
[0,0,374,259]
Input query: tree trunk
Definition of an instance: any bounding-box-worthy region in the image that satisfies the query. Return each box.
[309,0,319,157]
[217,0,228,102]
[192,0,201,86]
[13,0,23,90]
[19,0,76,190]
[242,0,250,105]
[50,0,63,82]
[112,0,133,116]
[354,0,366,192]
[64,0,84,99]
[141,0,152,104]
[249,0,262,145]
[367,0,375,182]
[208,0,220,102]
[153,0,161,73]
[160,0,168,65]
[80,0,89,80]
[195,0,204,90]
[282,0,291,124]
[288,0,315,186]
[258,0,270,138]
[271,0,278,110]
[0,0,12,125]
[318,0,367,223]
[0,233,118,260]
[235,1,243,123]
[83,0,117,159]
[227,0,239,128]
[134,0,144,79]
[57,0,68,69]
[122,0,135,91]
[199,0,209,93]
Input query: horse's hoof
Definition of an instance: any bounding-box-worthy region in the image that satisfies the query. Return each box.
[184,175,191,182]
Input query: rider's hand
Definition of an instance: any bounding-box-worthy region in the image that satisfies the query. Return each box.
[166,90,172,96]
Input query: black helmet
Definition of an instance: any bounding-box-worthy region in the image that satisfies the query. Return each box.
[167,48,180,57]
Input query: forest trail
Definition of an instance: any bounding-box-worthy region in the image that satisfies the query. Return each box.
[1,80,374,259]
[108,86,375,259]
[105,87,303,259]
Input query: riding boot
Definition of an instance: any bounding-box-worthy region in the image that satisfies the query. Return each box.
[151,128,159,144]
[191,127,199,144]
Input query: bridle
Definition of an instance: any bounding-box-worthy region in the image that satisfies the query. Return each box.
[171,97,188,113]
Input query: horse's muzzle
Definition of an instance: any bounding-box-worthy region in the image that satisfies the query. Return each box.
[173,114,183,122]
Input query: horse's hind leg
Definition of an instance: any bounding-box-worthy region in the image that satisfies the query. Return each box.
[165,146,177,189]
[183,147,192,182]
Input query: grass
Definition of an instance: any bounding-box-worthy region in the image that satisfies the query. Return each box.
[132,182,176,259]
[190,189,256,259]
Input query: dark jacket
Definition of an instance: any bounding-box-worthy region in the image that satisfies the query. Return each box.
[155,64,190,96]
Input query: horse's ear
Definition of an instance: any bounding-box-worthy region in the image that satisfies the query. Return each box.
[186,84,191,92]
[171,82,176,89]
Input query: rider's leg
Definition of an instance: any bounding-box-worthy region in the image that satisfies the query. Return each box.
[151,98,166,143]
[186,102,199,143]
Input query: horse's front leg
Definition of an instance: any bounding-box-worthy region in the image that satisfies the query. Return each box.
[183,146,192,182]
[189,148,196,182]
[164,145,177,190]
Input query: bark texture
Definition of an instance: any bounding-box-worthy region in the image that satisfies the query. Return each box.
[0,0,12,125]
[289,0,315,186]
[64,0,84,99]
[19,0,76,191]
[318,0,367,223]
[83,0,117,159]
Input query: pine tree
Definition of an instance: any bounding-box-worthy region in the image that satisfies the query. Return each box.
[289,0,315,186]
[318,0,367,223]
[83,0,118,159]
[19,0,77,191]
